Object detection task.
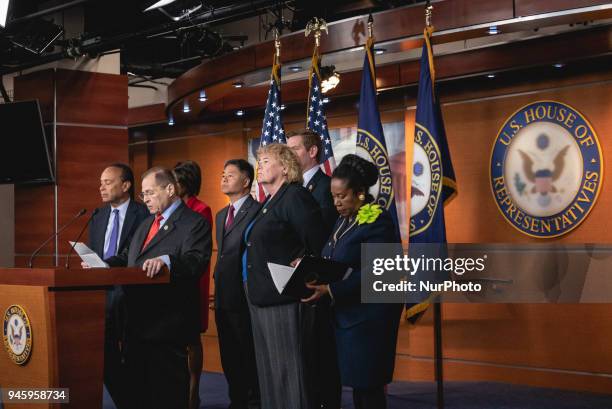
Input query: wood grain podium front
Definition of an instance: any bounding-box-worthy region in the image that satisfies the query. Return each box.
[0,267,169,409]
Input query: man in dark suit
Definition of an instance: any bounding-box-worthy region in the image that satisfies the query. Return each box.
[214,159,261,409]
[287,130,342,409]
[106,166,212,409]
[88,163,149,409]
[287,129,338,238]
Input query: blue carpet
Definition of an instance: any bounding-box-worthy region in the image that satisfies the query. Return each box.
[103,371,612,409]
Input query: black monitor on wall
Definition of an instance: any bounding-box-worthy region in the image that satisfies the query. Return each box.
[0,100,55,185]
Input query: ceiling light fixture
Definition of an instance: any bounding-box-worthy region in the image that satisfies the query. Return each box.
[144,0,178,12]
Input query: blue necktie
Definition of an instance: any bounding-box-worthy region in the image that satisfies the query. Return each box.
[104,209,120,260]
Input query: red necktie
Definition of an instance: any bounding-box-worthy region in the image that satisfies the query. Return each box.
[142,214,164,250]
[225,204,235,230]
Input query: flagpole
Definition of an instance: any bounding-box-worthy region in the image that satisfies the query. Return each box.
[424,5,445,409]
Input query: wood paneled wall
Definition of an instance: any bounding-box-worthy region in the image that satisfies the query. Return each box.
[14,69,128,267]
[132,66,612,393]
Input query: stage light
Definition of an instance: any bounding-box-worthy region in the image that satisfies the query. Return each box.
[144,0,178,12]
[0,0,10,28]
[199,90,207,102]
[183,100,190,113]
[236,110,244,117]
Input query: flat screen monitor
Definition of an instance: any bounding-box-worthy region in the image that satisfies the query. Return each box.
[0,100,54,185]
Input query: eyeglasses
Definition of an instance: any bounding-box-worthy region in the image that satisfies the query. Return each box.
[139,184,169,200]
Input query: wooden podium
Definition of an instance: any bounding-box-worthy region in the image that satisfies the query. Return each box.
[0,267,169,409]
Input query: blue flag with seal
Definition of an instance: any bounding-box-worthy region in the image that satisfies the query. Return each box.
[356,35,401,240]
[406,26,457,321]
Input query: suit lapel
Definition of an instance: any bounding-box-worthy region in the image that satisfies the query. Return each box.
[306,169,324,193]
[118,201,137,251]
[224,196,254,237]
[95,206,111,256]
[249,183,289,230]
[217,206,229,252]
[138,202,183,257]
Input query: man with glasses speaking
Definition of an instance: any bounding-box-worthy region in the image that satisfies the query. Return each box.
[104,166,212,409]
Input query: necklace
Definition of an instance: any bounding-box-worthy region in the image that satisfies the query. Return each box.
[332,216,358,245]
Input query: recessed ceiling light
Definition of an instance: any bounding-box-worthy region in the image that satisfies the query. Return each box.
[232,81,244,88]
[553,63,565,68]
[487,26,500,35]
[183,100,190,113]
[198,89,207,102]
[487,74,496,79]
[374,48,386,55]
[236,110,244,116]
[289,66,301,73]
[168,115,175,126]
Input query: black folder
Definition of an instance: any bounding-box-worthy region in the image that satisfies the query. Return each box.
[268,255,352,299]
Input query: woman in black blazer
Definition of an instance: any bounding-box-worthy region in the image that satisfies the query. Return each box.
[303,155,403,409]
[243,143,327,409]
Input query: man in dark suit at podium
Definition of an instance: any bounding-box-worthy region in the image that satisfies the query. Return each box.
[89,163,149,409]
[287,130,341,409]
[214,159,261,409]
[106,166,212,409]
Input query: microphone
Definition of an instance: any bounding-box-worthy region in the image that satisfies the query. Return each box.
[65,208,99,269]
[28,208,87,268]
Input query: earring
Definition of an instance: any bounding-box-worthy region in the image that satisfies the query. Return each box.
[358,193,366,201]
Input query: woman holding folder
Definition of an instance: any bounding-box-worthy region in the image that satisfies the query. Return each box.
[243,143,326,409]
[303,154,403,409]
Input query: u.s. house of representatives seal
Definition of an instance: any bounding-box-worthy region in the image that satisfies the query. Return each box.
[3,305,33,365]
[410,123,443,236]
[490,101,603,238]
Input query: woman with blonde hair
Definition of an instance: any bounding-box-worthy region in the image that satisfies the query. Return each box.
[242,143,327,409]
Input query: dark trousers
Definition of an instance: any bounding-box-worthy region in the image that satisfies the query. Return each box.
[312,302,342,409]
[216,307,261,409]
[125,341,190,409]
[104,288,129,409]
[353,386,386,409]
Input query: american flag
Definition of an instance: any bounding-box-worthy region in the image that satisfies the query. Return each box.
[307,59,336,176]
[255,63,285,201]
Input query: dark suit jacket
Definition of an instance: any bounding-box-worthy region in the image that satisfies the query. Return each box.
[88,199,149,260]
[214,195,261,311]
[306,168,338,239]
[322,210,402,387]
[244,183,327,307]
[107,201,212,344]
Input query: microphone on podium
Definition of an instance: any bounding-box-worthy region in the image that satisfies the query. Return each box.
[28,208,87,268]
[65,208,99,269]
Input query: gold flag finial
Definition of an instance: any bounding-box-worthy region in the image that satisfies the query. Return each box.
[367,14,373,38]
[305,17,328,48]
[425,2,433,28]
[273,28,281,61]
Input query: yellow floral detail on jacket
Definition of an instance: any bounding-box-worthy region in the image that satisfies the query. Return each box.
[356,203,382,225]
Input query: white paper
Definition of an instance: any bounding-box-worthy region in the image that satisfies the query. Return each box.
[267,262,295,294]
[69,241,109,268]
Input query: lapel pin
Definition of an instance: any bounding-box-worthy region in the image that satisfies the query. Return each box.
[163,225,168,230]
[263,208,267,214]
[308,185,313,191]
